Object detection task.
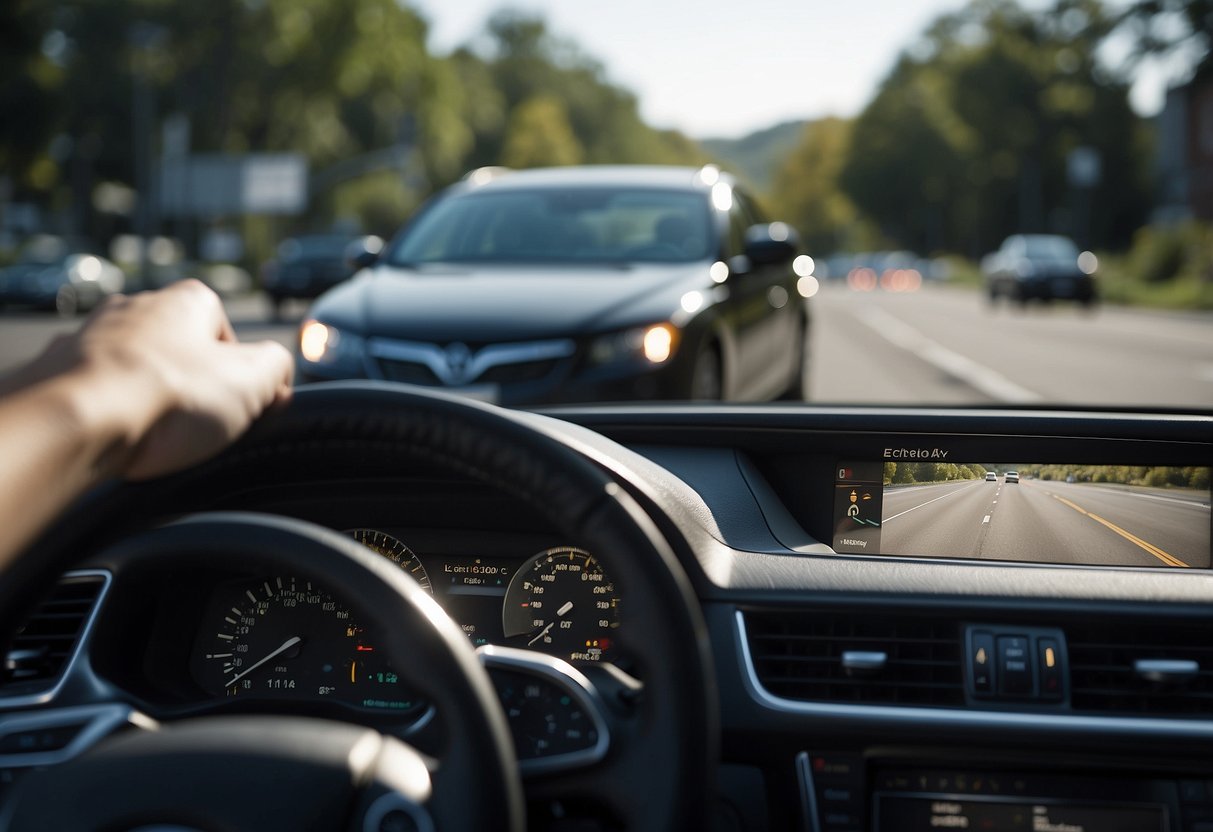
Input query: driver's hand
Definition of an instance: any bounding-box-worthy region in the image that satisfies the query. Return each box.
[10,279,293,480]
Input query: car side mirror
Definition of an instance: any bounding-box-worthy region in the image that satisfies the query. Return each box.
[743,222,799,266]
[345,236,384,271]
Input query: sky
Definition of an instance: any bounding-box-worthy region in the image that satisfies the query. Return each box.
[408,0,1192,139]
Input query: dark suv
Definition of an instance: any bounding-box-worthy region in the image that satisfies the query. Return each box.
[982,234,1098,307]
[295,165,811,406]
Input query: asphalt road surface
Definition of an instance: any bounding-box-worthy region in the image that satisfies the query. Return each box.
[808,282,1213,407]
[877,477,1211,568]
[0,283,1210,409]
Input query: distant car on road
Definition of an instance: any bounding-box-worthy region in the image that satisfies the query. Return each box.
[985,472,998,481]
[296,165,810,406]
[1005,471,1020,483]
[982,234,1097,307]
[0,235,125,315]
[261,234,374,318]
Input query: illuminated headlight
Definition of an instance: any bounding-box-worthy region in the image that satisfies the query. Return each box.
[299,319,365,369]
[589,324,679,367]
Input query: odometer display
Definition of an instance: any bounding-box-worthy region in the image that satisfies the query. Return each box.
[502,547,620,662]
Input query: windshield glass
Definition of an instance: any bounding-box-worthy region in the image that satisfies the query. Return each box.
[2,1,1210,409]
[1021,237,1081,260]
[389,189,713,265]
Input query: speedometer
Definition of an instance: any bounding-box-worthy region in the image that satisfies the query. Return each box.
[190,576,419,713]
[501,547,620,662]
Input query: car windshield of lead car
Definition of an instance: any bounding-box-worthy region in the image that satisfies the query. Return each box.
[0,0,1209,410]
[388,188,715,265]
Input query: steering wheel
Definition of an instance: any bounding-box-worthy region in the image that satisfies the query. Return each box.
[0,382,717,831]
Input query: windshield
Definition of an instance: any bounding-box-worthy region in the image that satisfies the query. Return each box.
[2,1,1210,409]
[388,189,713,265]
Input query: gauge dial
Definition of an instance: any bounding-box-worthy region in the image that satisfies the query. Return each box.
[502,547,620,662]
[191,576,419,713]
[345,528,432,593]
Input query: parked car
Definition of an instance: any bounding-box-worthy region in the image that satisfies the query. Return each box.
[261,233,373,318]
[0,235,125,315]
[982,234,1098,307]
[296,165,811,405]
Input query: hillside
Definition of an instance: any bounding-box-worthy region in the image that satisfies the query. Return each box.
[700,119,810,192]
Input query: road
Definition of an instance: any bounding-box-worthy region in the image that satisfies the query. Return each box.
[878,477,1211,568]
[0,283,1210,409]
[807,282,1213,407]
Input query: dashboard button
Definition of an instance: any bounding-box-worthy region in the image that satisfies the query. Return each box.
[997,635,1032,696]
[1038,638,1063,700]
[971,632,995,694]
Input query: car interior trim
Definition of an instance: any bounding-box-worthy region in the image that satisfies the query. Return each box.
[0,569,111,711]
[0,703,135,770]
[476,644,611,777]
[733,610,1213,740]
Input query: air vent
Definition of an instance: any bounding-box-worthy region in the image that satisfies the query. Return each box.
[2,573,107,697]
[1067,619,1213,717]
[744,610,964,707]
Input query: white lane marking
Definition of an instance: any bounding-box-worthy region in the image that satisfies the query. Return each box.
[993,500,997,504]
[1097,490,1211,510]
[856,306,1042,403]
[982,515,991,524]
[884,481,982,523]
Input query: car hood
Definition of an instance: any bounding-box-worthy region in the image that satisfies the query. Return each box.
[312,262,710,342]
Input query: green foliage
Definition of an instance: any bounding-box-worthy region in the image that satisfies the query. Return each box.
[769,119,873,254]
[1013,464,1208,489]
[501,95,583,168]
[1126,221,1213,284]
[838,0,1149,256]
[892,465,916,485]
[884,462,897,485]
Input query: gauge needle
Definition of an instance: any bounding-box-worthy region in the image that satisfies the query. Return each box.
[556,601,573,616]
[528,622,554,647]
[225,636,302,689]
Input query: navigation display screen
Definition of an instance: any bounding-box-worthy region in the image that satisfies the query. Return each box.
[874,796,1166,832]
[832,462,1211,568]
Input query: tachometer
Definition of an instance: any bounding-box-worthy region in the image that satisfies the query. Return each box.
[346,528,432,593]
[502,547,620,662]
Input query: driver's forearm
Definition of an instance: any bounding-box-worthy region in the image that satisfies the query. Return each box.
[0,366,155,573]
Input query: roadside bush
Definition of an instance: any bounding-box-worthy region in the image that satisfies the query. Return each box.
[1127,221,1213,284]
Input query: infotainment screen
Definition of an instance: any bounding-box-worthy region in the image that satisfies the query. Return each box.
[832,462,1211,568]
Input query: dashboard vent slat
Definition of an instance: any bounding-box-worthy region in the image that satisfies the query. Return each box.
[2,574,106,695]
[744,610,964,707]
[1066,619,1213,717]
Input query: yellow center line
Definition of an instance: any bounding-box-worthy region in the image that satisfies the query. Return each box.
[1051,495,1189,568]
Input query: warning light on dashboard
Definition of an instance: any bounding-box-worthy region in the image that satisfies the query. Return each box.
[839,468,853,480]
[1045,647,1056,668]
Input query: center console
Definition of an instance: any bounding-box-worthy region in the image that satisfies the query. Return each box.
[798,753,1213,832]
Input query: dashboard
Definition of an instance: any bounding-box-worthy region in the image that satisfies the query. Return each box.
[0,398,1210,832]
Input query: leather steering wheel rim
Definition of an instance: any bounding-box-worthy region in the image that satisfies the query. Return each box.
[0,381,718,831]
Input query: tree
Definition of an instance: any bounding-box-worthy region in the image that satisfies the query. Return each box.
[501,95,583,168]
[769,119,871,254]
[838,0,1150,255]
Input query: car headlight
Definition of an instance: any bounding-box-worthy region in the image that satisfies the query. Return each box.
[299,319,366,370]
[588,324,679,367]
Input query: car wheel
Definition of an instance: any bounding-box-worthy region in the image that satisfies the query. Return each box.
[690,342,723,400]
[0,383,716,832]
[54,285,79,317]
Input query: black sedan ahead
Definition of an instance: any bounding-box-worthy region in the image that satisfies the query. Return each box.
[982,234,1098,307]
[295,165,813,405]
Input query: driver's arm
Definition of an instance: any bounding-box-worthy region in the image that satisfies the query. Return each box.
[0,280,293,571]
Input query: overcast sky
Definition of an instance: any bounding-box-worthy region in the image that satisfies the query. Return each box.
[408,0,1191,139]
